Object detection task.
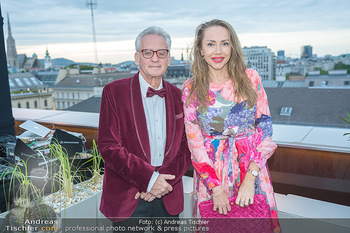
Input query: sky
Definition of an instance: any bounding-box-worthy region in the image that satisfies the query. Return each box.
[1,0,350,64]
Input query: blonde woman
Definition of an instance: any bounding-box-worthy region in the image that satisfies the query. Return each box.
[182,19,281,232]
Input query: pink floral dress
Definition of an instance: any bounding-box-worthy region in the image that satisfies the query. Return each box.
[182,69,281,232]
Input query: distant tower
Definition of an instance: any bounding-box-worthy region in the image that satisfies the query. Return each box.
[86,0,98,64]
[277,50,285,60]
[44,48,53,70]
[32,52,37,59]
[6,13,18,68]
[301,45,312,59]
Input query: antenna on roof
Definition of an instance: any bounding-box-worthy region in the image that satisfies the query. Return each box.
[86,0,98,65]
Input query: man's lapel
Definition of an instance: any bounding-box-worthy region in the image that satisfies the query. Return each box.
[130,73,151,162]
[163,80,175,157]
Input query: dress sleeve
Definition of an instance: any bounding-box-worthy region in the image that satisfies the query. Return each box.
[182,79,221,190]
[247,69,277,170]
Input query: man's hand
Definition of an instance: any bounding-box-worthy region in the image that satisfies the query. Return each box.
[135,192,157,202]
[134,174,175,202]
[149,174,175,197]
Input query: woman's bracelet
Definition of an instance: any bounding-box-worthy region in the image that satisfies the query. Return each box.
[212,187,224,197]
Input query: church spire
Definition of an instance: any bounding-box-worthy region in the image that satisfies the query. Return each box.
[44,46,53,70]
[7,13,13,39]
[45,45,50,57]
[6,13,18,68]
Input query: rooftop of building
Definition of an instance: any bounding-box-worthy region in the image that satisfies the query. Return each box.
[8,72,44,92]
[265,87,350,128]
[55,72,132,88]
[66,96,101,113]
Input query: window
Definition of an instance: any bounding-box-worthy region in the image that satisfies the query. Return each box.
[34,101,38,108]
[23,77,32,86]
[15,78,24,86]
[344,81,349,86]
[280,107,293,116]
[44,100,48,107]
[30,77,39,85]
[8,79,15,87]
[26,102,30,108]
[309,81,314,87]
[18,103,21,108]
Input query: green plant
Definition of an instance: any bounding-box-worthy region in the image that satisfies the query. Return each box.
[314,67,328,75]
[0,157,44,212]
[91,140,104,185]
[334,62,350,74]
[13,163,42,210]
[339,112,350,139]
[49,142,77,198]
[2,159,57,232]
[70,140,104,192]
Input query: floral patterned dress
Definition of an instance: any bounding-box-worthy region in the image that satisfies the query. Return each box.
[182,69,281,232]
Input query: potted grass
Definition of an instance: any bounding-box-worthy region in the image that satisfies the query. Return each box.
[72,140,105,220]
[91,139,104,187]
[0,160,59,232]
[42,142,96,218]
[75,140,104,193]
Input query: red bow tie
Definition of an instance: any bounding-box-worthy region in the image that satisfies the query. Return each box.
[146,87,166,98]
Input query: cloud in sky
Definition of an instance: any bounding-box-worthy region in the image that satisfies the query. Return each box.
[1,0,350,63]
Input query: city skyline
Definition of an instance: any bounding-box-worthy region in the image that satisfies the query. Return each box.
[1,0,350,64]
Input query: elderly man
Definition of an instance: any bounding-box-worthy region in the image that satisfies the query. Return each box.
[98,26,191,232]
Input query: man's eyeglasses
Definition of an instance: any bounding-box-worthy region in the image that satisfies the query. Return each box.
[139,49,169,59]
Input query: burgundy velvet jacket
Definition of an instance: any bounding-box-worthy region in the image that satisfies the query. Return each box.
[97,72,191,221]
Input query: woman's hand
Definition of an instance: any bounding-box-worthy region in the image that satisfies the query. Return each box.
[212,186,231,215]
[236,162,259,207]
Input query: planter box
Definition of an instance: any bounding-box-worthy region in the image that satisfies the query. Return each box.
[42,179,102,218]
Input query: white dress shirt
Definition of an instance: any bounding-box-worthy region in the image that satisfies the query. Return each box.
[139,73,166,192]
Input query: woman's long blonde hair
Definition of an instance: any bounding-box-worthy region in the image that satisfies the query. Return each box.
[186,19,257,110]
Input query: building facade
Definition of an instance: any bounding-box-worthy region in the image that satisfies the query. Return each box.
[276,61,292,81]
[165,64,191,79]
[243,46,275,81]
[9,73,55,110]
[54,72,131,110]
[306,70,350,87]
[11,88,55,110]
